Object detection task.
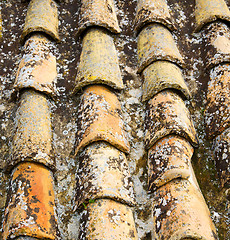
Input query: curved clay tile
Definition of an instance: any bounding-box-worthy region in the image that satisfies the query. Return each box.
[194,0,230,32]
[205,64,230,138]
[73,28,123,93]
[153,179,217,240]
[148,135,193,192]
[213,127,230,188]
[203,22,230,69]
[75,142,135,209]
[141,61,191,102]
[10,90,54,171]
[3,162,57,240]
[22,0,60,43]
[75,85,130,155]
[14,34,57,97]
[77,0,121,37]
[78,199,138,239]
[134,0,175,35]
[145,90,198,149]
[137,23,184,74]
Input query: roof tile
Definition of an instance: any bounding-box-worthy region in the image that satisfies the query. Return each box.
[145,90,198,149]
[75,85,130,155]
[22,0,60,42]
[134,0,175,35]
[3,162,57,240]
[148,135,193,192]
[141,60,191,102]
[74,28,123,93]
[195,0,230,32]
[137,23,184,73]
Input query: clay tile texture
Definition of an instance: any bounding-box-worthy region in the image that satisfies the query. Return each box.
[194,0,230,32]
[153,179,217,240]
[3,162,57,240]
[141,60,191,102]
[148,135,193,192]
[77,0,121,37]
[10,90,54,171]
[74,28,124,93]
[78,199,138,240]
[137,23,184,73]
[22,0,60,42]
[14,34,57,97]
[134,0,175,35]
[75,85,130,155]
[0,11,2,40]
[205,64,230,138]
[145,90,198,149]
[75,142,135,209]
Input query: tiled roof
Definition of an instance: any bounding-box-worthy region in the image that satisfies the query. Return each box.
[0,0,229,239]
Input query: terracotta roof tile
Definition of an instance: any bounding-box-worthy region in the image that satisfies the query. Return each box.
[145,90,198,149]
[75,142,135,209]
[74,28,123,93]
[22,0,60,42]
[75,85,130,155]
[14,34,57,97]
[137,23,184,73]
[194,0,230,32]
[3,162,57,240]
[148,135,193,192]
[77,0,121,37]
[134,0,175,35]
[213,128,230,188]
[78,199,138,239]
[205,64,230,138]
[141,60,191,102]
[153,179,217,240]
[10,90,54,171]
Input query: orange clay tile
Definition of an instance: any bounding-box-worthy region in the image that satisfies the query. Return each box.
[73,28,123,93]
[75,85,130,155]
[153,179,217,240]
[0,11,2,41]
[213,127,230,189]
[137,23,184,74]
[134,0,175,35]
[203,22,230,69]
[77,0,121,37]
[148,135,193,192]
[10,90,54,171]
[194,0,230,32]
[3,162,57,240]
[141,61,191,102]
[78,199,138,240]
[205,64,230,138]
[75,142,135,210]
[145,90,198,149]
[14,34,57,97]
[22,0,60,43]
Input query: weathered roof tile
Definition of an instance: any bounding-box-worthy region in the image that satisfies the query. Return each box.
[3,162,57,240]
[22,0,60,42]
[78,199,138,240]
[75,85,130,155]
[153,179,217,239]
[145,90,198,149]
[15,34,57,97]
[74,28,123,93]
[77,0,121,37]
[10,90,54,171]
[141,61,191,102]
[137,23,184,74]
[75,142,135,209]
[134,0,175,35]
[195,0,230,32]
[148,135,193,192]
